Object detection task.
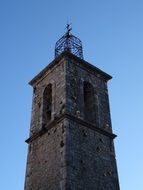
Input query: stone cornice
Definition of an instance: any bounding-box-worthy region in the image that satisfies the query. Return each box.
[29,51,112,86]
[26,112,116,144]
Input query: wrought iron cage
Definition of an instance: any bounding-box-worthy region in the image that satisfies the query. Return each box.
[55,32,84,59]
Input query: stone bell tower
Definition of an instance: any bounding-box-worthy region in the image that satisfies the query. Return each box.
[24,26,120,190]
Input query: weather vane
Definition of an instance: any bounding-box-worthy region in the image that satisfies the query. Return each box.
[66,23,72,34]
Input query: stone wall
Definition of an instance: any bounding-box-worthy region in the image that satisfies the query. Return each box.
[65,57,112,131]
[29,58,66,136]
[25,119,67,190]
[65,119,119,190]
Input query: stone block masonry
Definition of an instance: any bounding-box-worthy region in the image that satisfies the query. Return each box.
[24,51,120,190]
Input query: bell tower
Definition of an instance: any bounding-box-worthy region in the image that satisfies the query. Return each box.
[24,26,120,190]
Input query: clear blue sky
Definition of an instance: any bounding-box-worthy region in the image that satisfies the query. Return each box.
[0,0,143,189]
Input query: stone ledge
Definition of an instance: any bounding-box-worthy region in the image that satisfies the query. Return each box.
[29,51,112,86]
[25,112,116,144]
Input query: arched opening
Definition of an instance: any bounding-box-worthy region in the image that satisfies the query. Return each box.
[83,81,95,123]
[42,84,52,125]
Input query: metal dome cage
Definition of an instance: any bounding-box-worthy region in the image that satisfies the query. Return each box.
[55,26,84,59]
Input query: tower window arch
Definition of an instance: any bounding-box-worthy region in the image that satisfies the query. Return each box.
[83,81,96,123]
[42,84,52,125]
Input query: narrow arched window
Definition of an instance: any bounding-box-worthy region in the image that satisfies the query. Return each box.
[43,84,52,125]
[83,81,95,123]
